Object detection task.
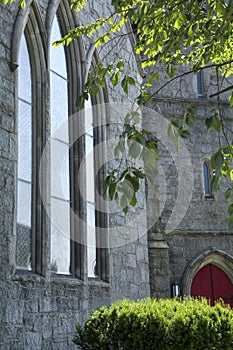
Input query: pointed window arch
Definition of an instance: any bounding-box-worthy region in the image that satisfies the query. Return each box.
[15,0,109,280]
[49,5,109,281]
[16,33,33,270]
[15,3,47,274]
[50,13,71,275]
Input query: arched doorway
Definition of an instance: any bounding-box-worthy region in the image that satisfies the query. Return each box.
[191,263,233,307]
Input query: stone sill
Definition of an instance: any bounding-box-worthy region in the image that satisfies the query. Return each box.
[13,269,46,282]
[87,277,110,288]
[12,270,110,289]
[203,196,215,201]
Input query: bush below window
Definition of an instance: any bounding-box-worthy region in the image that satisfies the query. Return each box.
[74,297,233,350]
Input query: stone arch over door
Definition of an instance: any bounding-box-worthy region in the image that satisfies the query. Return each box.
[181,249,233,298]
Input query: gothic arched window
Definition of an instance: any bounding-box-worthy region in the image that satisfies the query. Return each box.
[50,14,71,275]
[16,33,33,270]
[15,1,109,281]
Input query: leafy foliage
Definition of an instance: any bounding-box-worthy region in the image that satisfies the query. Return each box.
[4,0,233,225]
[210,144,233,229]
[0,0,26,8]
[52,0,233,221]
[56,1,233,78]
[74,297,233,350]
[103,112,158,213]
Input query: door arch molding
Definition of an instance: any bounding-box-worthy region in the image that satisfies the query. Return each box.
[181,248,233,295]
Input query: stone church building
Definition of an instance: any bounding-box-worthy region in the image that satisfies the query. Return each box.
[1,0,233,348]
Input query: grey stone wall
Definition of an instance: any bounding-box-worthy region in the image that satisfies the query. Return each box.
[2,0,233,348]
[0,1,150,348]
[144,62,233,297]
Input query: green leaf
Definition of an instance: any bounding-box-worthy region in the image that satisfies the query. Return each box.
[116,60,125,70]
[178,129,191,139]
[184,107,196,128]
[211,150,224,170]
[70,0,88,11]
[128,141,141,159]
[109,182,116,200]
[121,76,128,94]
[167,63,175,78]
[129,194,137,207]
[228,214,233,231]
[206,114,221,134]
[20,0,26,8]
[110,71,120,86]
[148,71,160,84]
[211,175,220,192]
[171,119,182,129]
[127,76,135,86]
[216,1,226,16]
[125,174,140,193]
[118,169,129,181]
[229,92,233,106]
[120,194,128,212]
[142,149,156,170]
[103,175,111,195]
[225,187,232,200]
[228,203,233,216]
[167,123,179,152]
[213,117,221,132]
[132,112,140,124]
[132,169,145,179]
[136,134,146,146]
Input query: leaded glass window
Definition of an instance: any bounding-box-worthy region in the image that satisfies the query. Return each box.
[85,98,97,277]
[16,34,33,270]
[50,15,71,274]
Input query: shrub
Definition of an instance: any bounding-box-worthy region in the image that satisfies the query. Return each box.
[74,297,233,350]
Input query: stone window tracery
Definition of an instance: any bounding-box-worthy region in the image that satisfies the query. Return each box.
[15,1,109,281]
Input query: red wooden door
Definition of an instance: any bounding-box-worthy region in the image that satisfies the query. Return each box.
[191,264,233,308]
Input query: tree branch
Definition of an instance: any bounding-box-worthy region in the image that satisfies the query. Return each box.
[209,85,233,98]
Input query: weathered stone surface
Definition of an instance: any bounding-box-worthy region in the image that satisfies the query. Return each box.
[1,1,233,348]
[0,1,150,348]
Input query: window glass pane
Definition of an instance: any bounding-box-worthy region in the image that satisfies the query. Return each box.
[197,71,203,97]
[16,223,32,270]
[51,197,70,274]
[50,15,70,274]
[85,135,95,203]
[203,163,211,197]
[85,98,94,136]
[17,33,32,270]
[51,138,70,200]
[50,16,67,79]
[85,99,97,277]
[17,180,32,226]
[51,71,69,136]
[18,34,31,102]
[87,203,97,277]
[18,100,32,181]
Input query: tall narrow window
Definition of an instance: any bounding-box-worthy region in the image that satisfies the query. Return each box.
[197,70,204,97]
[203,162,212,198]
[85,98,97,277]
[16,34,33,270]
[50,15,70,274]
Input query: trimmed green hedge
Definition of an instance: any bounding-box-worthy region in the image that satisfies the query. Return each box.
[74,297,233,350]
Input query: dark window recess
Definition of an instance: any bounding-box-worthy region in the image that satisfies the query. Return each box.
[203,162,212,198]
[197,71,204,97]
